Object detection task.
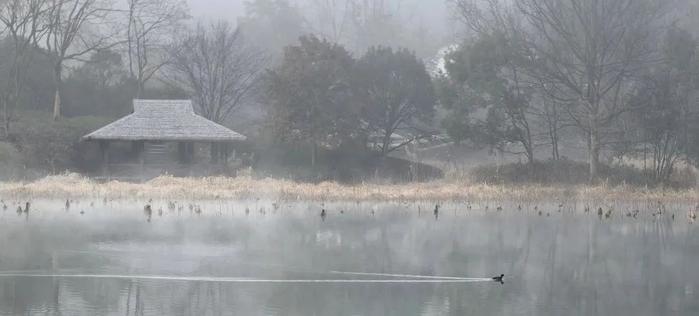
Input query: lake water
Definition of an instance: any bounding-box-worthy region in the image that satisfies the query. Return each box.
[0,199,697,315]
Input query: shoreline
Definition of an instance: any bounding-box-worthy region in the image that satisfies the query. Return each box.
[0,174,697,204]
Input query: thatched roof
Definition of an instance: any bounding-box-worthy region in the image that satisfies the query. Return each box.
[83,100,247,142]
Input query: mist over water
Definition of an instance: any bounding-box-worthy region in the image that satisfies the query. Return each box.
[0,200,696,315]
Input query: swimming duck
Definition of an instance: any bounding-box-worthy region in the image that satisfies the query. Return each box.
[492,274,504,283]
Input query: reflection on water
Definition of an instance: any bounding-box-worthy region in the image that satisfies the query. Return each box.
[0,200,697,315]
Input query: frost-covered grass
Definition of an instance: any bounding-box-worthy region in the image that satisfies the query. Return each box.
[0,173,696,204]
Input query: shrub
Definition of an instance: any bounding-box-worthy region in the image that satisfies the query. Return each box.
[469,159,696,188]
[10,112,111,173]
[0,141,23,180]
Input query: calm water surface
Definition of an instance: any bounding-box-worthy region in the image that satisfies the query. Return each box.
[0,199,697,315]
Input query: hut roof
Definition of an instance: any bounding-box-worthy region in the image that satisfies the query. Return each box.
[83,100,247,142]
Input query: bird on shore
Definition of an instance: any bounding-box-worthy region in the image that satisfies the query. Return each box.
[492,274,504,283]
[433,204,439,219]
[584,206,590,213]
[17,202,30,214]
[496,206,502,211]
[320,209,327,220]
[144,204,152,216]
[65,199,70,210]
[597,207,603,217]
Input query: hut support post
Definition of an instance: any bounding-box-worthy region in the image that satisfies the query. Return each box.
[210,142,216,164]
[135,141,145,182]
[99,141,110,180]
[222,143,231,172]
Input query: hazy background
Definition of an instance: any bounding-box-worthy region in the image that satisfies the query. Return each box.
[187,0,453,46]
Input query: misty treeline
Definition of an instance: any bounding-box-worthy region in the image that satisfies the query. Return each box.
[442,0,699,184]
[0,0,698,185]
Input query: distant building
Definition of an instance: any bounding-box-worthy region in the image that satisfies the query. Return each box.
[83,99,247,180]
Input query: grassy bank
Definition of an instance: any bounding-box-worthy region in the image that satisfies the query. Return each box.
[0,173,696,204]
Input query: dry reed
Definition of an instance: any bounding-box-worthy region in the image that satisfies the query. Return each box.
[0,173,696,203]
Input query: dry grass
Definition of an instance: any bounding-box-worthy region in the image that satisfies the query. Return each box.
[0,173,696,204]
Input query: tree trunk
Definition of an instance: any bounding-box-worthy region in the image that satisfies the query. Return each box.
[381,130,392,156]
[589,125,600,182]
[526,145,535,166]
[52,63,63,121]
[1,98,9,139]
[136,79,145,98]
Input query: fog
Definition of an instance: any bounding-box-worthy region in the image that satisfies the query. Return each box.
[0,0,699,313]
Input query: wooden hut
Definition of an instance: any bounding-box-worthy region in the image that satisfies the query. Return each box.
[83,99,247,180]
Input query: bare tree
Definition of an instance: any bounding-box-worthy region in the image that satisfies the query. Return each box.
[166,22,266,124]
[43,0,119,120]
[0,0,48,137]
[518,0,667,181]
[125,0,187,97]
[454,0,668,181]
[308,0,405,53]
[310,0,353,43]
